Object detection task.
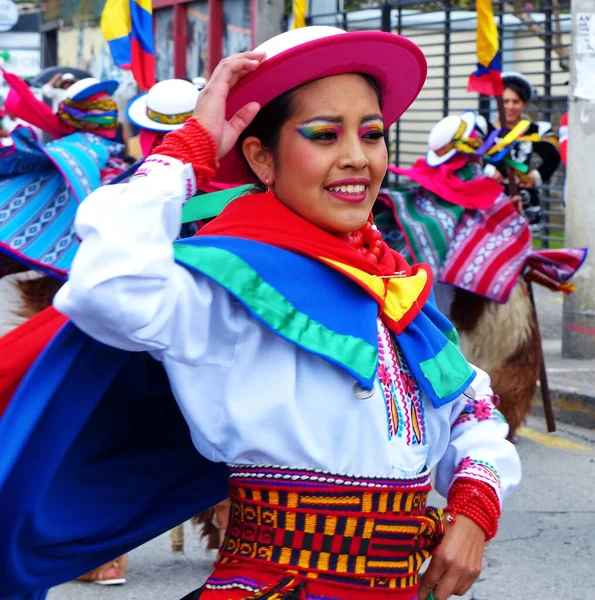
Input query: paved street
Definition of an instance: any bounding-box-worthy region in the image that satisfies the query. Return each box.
[47,414,595,600]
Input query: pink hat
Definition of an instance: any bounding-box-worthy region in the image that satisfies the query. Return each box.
[217,26,427,184]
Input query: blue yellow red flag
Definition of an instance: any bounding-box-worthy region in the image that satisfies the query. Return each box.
[290,0,307,29]
[468,0,503,96]
[101,0,156,90]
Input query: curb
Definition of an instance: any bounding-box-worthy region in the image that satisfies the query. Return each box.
[531,387,595,429]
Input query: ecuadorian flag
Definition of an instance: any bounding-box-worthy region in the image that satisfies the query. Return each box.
[100,0,156,90]
[467,0,503,96]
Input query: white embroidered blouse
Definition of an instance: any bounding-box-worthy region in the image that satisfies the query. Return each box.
[54,155,521,504]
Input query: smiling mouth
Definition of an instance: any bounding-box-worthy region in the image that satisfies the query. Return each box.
[327,184,367,194]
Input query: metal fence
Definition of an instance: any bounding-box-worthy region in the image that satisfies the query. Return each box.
[308,1,570,247]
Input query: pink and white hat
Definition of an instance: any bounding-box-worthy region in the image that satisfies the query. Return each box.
[217,26,427,184]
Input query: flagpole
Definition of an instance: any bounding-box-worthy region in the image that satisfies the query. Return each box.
[471,0,556,432]
[494,96,556,433]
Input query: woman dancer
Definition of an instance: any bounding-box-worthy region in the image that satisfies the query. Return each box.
[2,27,521,600]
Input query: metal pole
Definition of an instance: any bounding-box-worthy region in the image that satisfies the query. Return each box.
[381,2,391,33]
[394,4,402,178]
[528,280,557,432]
[443,0,451,118]
[542,5,553,246]
[253,0,285,45]
[381,1,392,188]
[562,0,595,359]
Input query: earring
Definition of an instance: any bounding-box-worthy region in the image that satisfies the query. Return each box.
[264,175,274,195]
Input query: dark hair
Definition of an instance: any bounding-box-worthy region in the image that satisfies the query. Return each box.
[502,74,531,104]
[239,73,382,189]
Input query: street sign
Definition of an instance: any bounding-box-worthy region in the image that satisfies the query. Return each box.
[0,0,18,32]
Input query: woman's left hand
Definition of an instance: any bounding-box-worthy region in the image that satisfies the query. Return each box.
[520,172,536,189]
[418,515,486,600]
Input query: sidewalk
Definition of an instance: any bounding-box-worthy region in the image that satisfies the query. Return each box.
[533,287,595,429]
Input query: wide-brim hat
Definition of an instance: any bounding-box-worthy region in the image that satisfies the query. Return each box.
[127,79,200,132]
[426,110,476,167]
[67,77,119,102]
[217,26,427,184]
[193,76,208,90]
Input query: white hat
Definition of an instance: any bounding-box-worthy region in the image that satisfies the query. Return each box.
[67,78,119,102]
[426,110,476,167]
[474,115,488,141]
[126,79,200,132]
[60,73,76,84]
[192,76,208,91]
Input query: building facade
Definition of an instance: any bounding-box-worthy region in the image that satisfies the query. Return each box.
[153,0,253,81]
[0,10,42,78]
[39,0,254,83]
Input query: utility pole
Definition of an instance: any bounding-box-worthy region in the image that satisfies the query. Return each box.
[562,0,595,358]
[253,0,285,46]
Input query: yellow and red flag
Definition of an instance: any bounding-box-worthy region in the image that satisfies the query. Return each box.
[468,0,503,96]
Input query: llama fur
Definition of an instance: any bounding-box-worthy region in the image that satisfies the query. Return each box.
[450,281,541,436]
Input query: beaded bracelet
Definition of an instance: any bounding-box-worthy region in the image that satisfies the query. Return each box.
[445,478,501,541]
[151,118,218,184]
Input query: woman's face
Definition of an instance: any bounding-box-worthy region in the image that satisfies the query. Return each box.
[503,87,526,125]
[268,74,387,235]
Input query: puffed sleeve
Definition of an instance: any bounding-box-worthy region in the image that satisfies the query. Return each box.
[434,366,522,505]
[53,155,239,362]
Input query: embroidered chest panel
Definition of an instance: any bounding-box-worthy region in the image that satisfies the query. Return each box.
[377,319,426,446]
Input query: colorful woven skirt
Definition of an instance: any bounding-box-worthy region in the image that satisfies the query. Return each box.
[195,464,444,600]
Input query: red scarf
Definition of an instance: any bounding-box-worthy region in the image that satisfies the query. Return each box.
[197,192,432,333]
[198,192,413,279]
[389,155,503,210]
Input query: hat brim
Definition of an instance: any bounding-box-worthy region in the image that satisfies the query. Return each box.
[426,147,456,167]
[218,31,427,184]
[426,110,476,167]
[127,92,186,132]
[71,80,119,101]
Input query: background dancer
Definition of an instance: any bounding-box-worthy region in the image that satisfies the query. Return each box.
[378,110,584,437]
[484,72,561,232]
[42,72,77,113]
[0,80,130,586]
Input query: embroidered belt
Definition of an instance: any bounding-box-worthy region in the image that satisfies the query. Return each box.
[211,464,444,596]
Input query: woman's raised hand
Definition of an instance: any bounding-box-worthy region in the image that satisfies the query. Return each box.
[192,51,266,159]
